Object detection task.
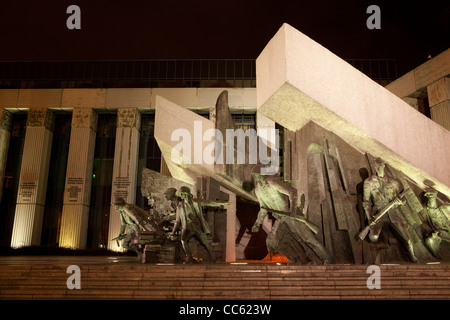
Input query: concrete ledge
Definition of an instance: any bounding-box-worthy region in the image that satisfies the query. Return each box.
[256,24,450,197]
[154,95,257,202]
[0,88,257,112]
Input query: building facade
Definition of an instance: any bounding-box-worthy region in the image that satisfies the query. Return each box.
[0,58,403,254]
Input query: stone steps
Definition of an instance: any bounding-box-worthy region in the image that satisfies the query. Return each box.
[1,262,450,299]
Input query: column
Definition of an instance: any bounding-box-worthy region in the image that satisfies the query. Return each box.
[107,108,141,251]
[59,109,98,249]
[220,186,236,262]
[11,109,54,248]
[427,77,450,131]
[0,109,12,201]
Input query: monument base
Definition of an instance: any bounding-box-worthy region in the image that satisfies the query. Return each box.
[1,257,450,300]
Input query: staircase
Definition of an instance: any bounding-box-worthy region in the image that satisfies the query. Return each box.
[1,258,449,299]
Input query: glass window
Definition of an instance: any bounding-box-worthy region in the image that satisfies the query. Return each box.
[232,112,256,130]
[41,114,72,246]
[0,114,27,246]
[87,114,116,249]
[136,114,162,209]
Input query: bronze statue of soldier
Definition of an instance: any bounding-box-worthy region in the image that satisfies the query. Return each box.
[164,187,180,214]
[112,197,164,260]
[170,186,217,263]
[362,158,419,262]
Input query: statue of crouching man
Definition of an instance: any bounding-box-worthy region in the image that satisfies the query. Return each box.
[112,197,165,261]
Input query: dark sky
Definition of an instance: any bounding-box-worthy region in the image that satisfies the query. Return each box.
[0,0,448,77]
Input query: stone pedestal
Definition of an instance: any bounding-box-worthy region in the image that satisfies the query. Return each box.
[59,109,98,249]
[428,77,450,131]
[107,108,141,251]
[0,109,12,201]
[11,109,54,248]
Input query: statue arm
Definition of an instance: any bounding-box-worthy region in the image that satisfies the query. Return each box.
[362,180,373,220]
[119,213,127,235]
[197,199,231,207]
[270,179,297,213]
[171,208,181,234]
[252,207,268,232]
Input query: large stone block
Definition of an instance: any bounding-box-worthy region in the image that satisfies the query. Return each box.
[256,23,450,197]
[154,95,257,202]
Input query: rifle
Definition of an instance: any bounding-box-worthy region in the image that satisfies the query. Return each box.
[261,206,319,234]
[358,189,409,240]
[111,234,126,247]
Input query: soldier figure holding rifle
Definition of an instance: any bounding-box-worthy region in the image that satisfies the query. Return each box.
[362,158,419,262]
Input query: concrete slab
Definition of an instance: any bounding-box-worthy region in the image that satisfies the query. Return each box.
[154,95,257,201]
[256,23,450,197]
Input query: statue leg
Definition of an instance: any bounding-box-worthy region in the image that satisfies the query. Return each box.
[425,232,442,258]
[279,234,310,264]
[303,235,332,264]
[122,233,137,253]
[196,232,216,263]
[273,221,310,264]
[287,220,332,264]
[180,229,194,263]
[390,220,419,263]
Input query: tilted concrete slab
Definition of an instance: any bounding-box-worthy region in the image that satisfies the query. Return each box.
[154,95,257,202]
[256,23,450,197]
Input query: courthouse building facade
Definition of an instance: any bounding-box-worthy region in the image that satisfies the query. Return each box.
[1,56,445,255]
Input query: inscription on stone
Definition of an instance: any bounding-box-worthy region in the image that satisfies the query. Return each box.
[19,182,36,201]
[67,177,83,202]
[113,176,130,199]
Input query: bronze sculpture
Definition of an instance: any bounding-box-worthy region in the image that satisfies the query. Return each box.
[362,158,419,262]
[250,165,332,264]
[423,188,450,258]
[170,186,225,263]
[112,197,165,261]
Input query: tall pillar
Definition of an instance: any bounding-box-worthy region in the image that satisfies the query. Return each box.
[107,108,141,251]
[11,109,54,248]
[428,77,450,131]
[59,109,98,249]
[0,109,12,201]
[220,186,236,262]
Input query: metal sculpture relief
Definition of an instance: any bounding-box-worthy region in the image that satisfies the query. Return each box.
[112,197,165,262]
[250,165,332,264]
[170,186,229,263]
[361,158,419,262]
[423,188,450,258]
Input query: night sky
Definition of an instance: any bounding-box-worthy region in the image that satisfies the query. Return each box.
[0,0,448,77]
